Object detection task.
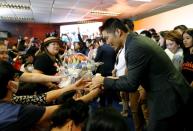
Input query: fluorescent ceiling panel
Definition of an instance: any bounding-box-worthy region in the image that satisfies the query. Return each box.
[0,8,12,15]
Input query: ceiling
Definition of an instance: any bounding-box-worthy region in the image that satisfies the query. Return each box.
[0,0,192,24]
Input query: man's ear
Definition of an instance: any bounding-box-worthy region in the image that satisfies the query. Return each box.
[115,29,122,37]
[7,81,18,93]
[7,81,17,89]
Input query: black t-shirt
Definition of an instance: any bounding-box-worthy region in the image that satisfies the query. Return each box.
[34,53,58,75]
[0,102,45,131]
[182,52,193,84]
[33,53,59,94]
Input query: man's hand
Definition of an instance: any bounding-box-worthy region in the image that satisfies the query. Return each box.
[91,74,104,89]
[106,76,119,79]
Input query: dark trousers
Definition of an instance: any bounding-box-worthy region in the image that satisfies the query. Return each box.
[99,90,115,107]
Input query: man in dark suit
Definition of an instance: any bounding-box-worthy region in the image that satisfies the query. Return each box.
[94,37,116,107]
[92,18,193,131]
[94,37,116,77]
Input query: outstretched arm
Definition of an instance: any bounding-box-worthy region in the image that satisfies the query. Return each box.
[19,72,63,83]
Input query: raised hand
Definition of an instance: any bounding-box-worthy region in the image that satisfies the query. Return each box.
[71,78,91,90]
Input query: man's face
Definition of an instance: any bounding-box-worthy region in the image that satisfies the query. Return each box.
[102,30,121,49]
[0,45,9,61]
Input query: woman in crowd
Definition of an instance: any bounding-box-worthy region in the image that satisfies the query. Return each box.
[158,30,169,49]
[87,39,99,60]
[140,30,152,38]
[20,53,34,73]
[33,36,63,94]
[182,29,193,87]
[164,30,184,71]
[0,42,63,84]
[174,25,188,35]
[77,27,89,56]
[74,41,88,55]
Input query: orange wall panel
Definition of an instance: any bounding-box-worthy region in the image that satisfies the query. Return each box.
[134,3,193,32]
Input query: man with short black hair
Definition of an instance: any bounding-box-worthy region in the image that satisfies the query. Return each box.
[92,18,193,131]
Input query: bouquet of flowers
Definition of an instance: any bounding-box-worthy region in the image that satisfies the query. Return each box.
[58,53,102,88]
[63,53,102,71]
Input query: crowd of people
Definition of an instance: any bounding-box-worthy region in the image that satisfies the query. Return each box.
[0,17,193,131]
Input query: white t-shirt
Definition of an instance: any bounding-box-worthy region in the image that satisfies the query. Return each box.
[114,47,126,77]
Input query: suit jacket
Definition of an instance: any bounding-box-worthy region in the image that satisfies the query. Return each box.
[95,43,116,76]
[104,33,192,120]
